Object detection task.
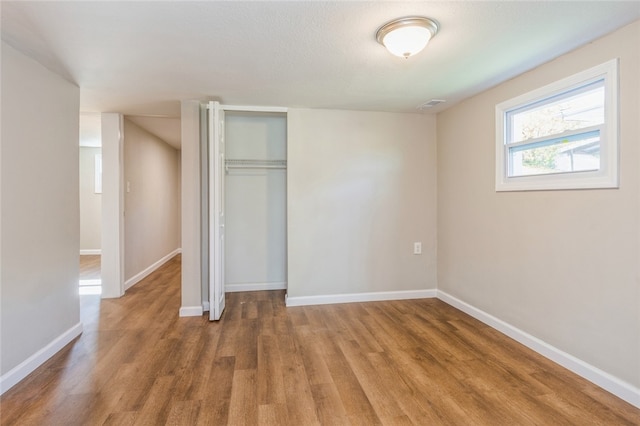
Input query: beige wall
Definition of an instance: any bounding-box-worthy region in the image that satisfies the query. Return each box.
[1,42,80,375]
[437,21,640,387]
[79,147,102,251]
[123,118,181,283]
[287,108,437,298]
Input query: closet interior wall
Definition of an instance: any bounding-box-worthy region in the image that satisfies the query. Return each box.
[224,112,287,291]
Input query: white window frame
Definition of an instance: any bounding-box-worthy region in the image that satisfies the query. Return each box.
[495,59,619,191]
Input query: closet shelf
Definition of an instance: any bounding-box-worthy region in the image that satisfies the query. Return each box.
[225,159,287,170]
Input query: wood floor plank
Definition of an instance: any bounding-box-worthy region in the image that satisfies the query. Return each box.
[227,369,258,425]
[132,375,176,426]
[532,369,640,425]
[257,403,290,425]
[233,318,258,370]
[336,338,409,422]
[174,327,222,403]
[366,351,454,425]
[295,326,336,386]
[102,411,137,426]
[2,254,639,425]
[165,400,201,425]
[195,355,235,425]
[318,336,383,425]
[383,346,483,424]
[309,382,350,425]
[107,364,156,413]
[277,334,322,426]
[256,335,286,405]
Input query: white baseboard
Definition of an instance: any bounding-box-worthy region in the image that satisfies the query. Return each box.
[125,248,181,290]
[0,322,83,395]
[80,249,101,255]
[285,289,437,307]
[202,301,210,312]
[179,305,204,317]
[436,290,640,409]
[226,281,287,293]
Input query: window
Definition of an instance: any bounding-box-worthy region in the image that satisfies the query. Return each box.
[495,59,618,191]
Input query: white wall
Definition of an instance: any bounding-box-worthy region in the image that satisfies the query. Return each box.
[79,147,102,252]
[287,109,437,300]
[437,21,640,388]
[0,42,81,383]
[101,113,125,298]
[225,113,287,289]
[123,118,181,286]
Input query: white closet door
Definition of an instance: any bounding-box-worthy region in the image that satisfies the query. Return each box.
[209,101,226,320]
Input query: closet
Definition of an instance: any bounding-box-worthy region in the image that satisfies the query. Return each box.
[223,111,287,293]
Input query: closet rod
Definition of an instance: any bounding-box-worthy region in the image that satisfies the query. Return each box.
[225,159,287,171]
[225,164,287,170]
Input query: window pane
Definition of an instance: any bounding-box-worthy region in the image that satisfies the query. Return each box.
[508,133,600,177]
[507,79,604,144]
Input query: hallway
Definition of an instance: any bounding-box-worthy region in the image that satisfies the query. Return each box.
[79,255,101,296]
[79,255,101,280]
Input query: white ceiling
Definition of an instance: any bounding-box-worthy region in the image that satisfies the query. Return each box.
[3,1,639,148]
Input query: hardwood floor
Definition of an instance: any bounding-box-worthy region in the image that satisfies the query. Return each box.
[79,255,101,280]
[1,255,638,425]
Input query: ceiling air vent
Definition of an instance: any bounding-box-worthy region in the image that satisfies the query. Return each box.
[417,99,446,110]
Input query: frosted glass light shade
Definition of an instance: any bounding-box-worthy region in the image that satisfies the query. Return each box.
[376,17,439,58]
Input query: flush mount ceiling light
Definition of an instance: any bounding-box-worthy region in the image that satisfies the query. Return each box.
[376,16,439,58]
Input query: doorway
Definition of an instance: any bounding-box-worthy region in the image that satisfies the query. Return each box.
[79,113,103,295]
[224,111,287,292]
[206,104,288,320]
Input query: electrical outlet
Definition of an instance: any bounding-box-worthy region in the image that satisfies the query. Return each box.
[413,242,422,255]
